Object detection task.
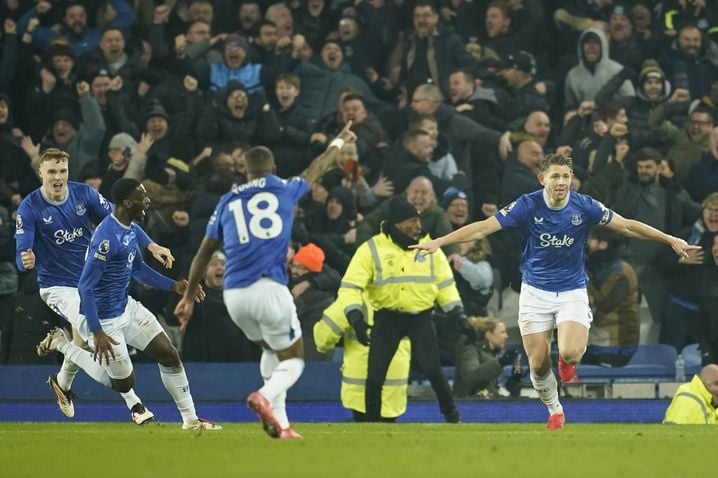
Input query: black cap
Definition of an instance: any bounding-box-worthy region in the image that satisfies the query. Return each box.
[388,196,420,224]
[503,51,536,75]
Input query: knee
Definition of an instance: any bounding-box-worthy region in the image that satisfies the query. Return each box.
[112,376,135,393]
[559,347,584,364]
[157,347,182,368]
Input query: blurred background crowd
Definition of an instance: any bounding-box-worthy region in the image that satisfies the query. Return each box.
[0,0,716,388]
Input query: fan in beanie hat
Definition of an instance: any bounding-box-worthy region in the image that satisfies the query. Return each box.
[292,243,325,273]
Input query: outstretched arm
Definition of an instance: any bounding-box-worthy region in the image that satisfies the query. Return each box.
[410,216,503,258]
[301,121,357,185]
[605,212,699,259]
[174,235,220,330]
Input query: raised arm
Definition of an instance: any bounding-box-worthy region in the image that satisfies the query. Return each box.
[604,211,699,259]
[301,121,357,185]
[410,216,503,258]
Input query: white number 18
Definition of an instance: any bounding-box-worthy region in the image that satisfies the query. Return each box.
[228,192,282,244]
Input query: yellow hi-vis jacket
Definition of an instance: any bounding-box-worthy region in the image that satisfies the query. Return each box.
[313,294,411,417]
[663,374,718,425]
[340,232,462,315]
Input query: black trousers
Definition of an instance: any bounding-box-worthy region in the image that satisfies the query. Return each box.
[365,309,455,421]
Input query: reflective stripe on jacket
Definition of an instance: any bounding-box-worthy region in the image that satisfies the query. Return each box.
[313,293,410,418]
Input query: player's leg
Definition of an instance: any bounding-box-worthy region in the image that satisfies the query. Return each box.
[518,283,564,428]
[126,298,220,430]
[39,287,149,418]
[226,281,304,438]
[555,288,592,382]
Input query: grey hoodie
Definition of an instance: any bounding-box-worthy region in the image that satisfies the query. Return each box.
[564,28,635,109]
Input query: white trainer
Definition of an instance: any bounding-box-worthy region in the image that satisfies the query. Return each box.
[47,373,76,418]
[182,418,222,430]
[36,327,69,356]
[131,403,155,425]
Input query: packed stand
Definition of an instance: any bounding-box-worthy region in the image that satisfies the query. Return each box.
[0,0,716,378]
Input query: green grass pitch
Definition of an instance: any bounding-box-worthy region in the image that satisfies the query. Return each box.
[1,423,715,478]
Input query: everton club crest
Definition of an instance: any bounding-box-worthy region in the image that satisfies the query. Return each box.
[571,213,582,226]
[75,203,87,216]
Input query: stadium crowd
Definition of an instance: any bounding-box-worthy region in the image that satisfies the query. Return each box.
[0,0,717,390]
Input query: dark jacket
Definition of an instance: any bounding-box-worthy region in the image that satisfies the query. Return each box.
[453,338,502,398]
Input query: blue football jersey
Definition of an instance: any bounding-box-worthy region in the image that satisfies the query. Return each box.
[495,190,613,292]
[206,175,309,289]
[14,182,112,288]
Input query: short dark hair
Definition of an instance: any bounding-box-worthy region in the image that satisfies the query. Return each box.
[691,104,715,123]
[413,0,438,13]
[408,113,437,130]
[342,93,364,104]
[635,147,662,164]
[539,153,573,172]
[402,129,431,148]
[245,146,275,176]
[111,177,141,205]
[597,100,625,121]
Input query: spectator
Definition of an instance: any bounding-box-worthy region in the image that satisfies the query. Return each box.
[584,227,639,367]
[0,203,16,363]
[298,186,358,274]
[271,73,316,177]
[453,316,514,398]
[564,28,635,111]
[294,39,382,121]
[613,147,701,332]
[498,50,552,121]
[386,0,475,98]
[18,1,135,56]
[196,80,281,151]
[289,243,339,361]
[448,69,509,132]
[167,250,260,362]
[686,126,718,203]
[40,81,106,181]
[441,187,469,230]
[660,193,718,354]
[649,103,713,185]
[663,364,718,424]
[660,23,718,101]
[357,176,457,255]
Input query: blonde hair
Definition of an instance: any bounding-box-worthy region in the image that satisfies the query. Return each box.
[39,148,69,165]
[466,316,501,334]
[702,192,718,209]
[539,153,573,172]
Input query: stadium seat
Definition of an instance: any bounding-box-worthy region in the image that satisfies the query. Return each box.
[576,344,677,383]
[681,343,702,376]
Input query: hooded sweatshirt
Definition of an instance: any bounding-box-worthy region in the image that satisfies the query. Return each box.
[564,28,635,109]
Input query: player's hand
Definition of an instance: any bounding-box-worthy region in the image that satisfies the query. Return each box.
[174,296,195,331]
[670,237,701,260]
[147,243,174,269]
[20,248,35,270]
[92,330,119,366]
[409,239,442,260]
[678,247,704,265]
[173,279,205,302]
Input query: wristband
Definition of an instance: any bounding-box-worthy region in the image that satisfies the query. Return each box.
[329,138,345,150]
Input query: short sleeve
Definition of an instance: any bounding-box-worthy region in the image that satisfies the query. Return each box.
[285,177,309,204]
[87,186,113,220]
[495,196,530,229]
[586,197,613,226]
[205,199,224,242]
